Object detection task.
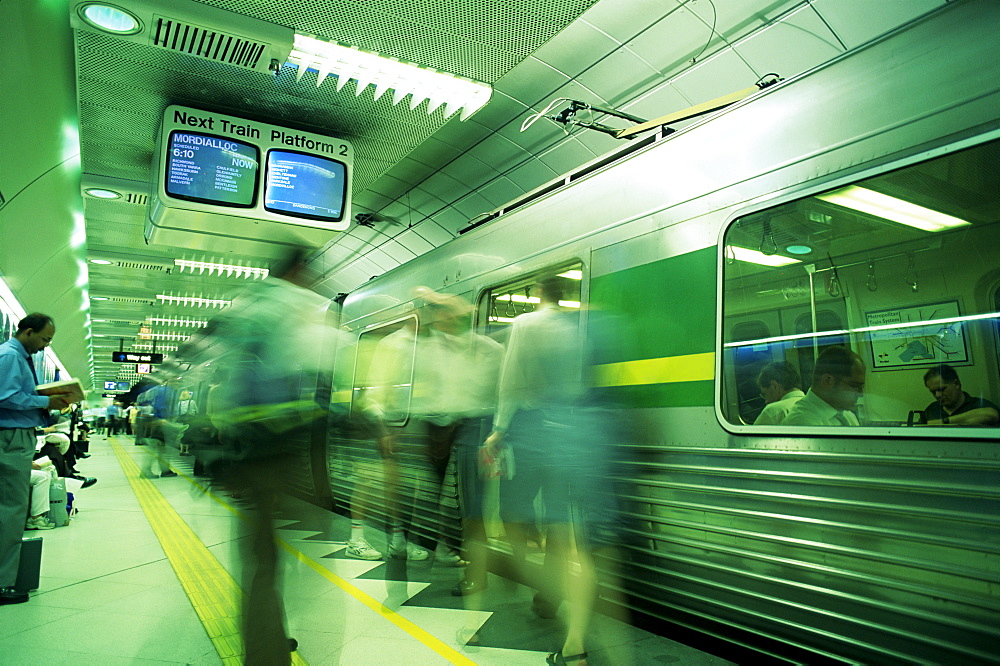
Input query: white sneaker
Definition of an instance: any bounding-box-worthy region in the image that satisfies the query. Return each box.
[25,517,55,530]
[389,541,429,561]
[345,539,383,560]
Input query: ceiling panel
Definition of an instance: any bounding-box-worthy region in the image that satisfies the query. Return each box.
[734,5,844,80]
[809,0,946,50]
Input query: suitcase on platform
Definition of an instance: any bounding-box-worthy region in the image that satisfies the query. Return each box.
[15,537,42,593]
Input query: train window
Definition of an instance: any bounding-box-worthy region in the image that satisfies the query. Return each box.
[479,263,584,340]
[721,139,1000,434]
[350,316,418,426]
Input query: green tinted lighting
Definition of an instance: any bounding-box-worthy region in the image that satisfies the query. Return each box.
[84,188,122,199]
[80,4,141,35]
[786,245,813,255]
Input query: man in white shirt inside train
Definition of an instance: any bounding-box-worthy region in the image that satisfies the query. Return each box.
[782,347,866,427]
[753,361,805,425]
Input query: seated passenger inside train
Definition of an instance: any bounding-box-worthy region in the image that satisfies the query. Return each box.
[918,364,1000,426]
[754,361,805,425]
[782,346,866,426]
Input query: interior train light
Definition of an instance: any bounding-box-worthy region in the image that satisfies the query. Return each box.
[558,270,583,280]
[174,259,269,279]
[729,246,801,267]
[816,186,970,232]
[287,35,492,121]
[156,294,232,308]
[77,3,142,34]
[495,294,541,303]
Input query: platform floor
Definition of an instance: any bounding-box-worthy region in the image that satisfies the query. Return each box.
[1,433,732,665]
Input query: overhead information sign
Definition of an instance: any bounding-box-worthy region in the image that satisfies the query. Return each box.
[112,351,164,363]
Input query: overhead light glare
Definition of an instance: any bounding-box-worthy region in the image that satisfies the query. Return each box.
[558,270,583,280]
[78,4,141,34]
[816,186,970,232]
[146,316,208,328]
[89,259,114,265]
[495,294,541,304]
[92,296,110,301]
[729,246,801,267]
[785,245,813,255]
[288,35,492,121]
[174,259,269,279]
[157,294,232,308]
[84,187,122,199]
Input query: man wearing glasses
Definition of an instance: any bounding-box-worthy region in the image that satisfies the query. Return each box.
[782,346,866,426]
[0,313,71,605]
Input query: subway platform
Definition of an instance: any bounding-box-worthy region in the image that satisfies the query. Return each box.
[1,433,730,665]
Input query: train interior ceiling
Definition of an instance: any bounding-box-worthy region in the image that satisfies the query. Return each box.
[0,0,958,390]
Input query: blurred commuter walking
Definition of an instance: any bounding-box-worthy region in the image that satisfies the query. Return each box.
[196,248,332,664]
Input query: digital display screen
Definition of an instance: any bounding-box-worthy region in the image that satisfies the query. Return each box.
[165,131,259,207]
[264,150,346,222]
[116,381,131,391]
[104,381,116,390]
[136,363,151,375]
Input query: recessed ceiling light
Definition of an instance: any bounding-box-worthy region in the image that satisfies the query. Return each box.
[785,245,813,255]
[89,258,114,265]
[78,4,141,35]
[84,187,122,199]
[92,296,110,301]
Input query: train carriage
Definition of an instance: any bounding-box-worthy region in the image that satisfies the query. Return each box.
[327,2,999,662]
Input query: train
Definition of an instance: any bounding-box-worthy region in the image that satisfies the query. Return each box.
[174,2,999,662]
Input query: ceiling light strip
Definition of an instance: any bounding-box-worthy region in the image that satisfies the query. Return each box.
[157,294,232,308]
[174,259,268,279]
[287,35,492,121]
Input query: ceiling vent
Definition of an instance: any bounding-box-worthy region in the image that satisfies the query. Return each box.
[106,296,156,305]
[71,0,294,75]
[126,193,148,206]
[116,261,169,272]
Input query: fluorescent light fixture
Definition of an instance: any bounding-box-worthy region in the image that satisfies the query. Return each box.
[558,300,581,308]
[174,259,268,279]
[137,332,190,341]
[146,317,208,328]
[729,246,801,267]
[157,294,232,308]
[78,4,141,34]
[489,316,517,323]
[816,186,970,232]
[287,35,492,121]
[92,296,110,301]
[84,188,122,199]
[89,259,114,265]
[558,270,583,280]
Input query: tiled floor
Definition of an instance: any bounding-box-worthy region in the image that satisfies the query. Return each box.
[1,434,733,665]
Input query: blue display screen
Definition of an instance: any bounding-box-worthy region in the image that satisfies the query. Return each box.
[264,150,347,222]
[165,131,259,207]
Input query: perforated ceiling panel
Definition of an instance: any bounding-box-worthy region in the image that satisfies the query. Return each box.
[193,0,600,81]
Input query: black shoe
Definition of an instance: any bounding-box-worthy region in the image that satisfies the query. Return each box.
[78,453,91,459]
[0,587,29,605]
[452,578,487,596]
[532,592,558,619]
[160,470,178,478]
[81,477,98,489]
[289,638,298,652]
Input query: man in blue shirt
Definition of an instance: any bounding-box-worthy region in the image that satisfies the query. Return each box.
[0,313,71,605]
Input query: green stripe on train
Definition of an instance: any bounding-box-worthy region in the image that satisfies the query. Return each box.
[595,380,714,408]
[590,246,716,364]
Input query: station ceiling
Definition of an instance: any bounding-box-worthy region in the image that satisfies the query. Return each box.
[0,0,946,390]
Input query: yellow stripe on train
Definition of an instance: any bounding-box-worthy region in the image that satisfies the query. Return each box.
[593,352,715,387]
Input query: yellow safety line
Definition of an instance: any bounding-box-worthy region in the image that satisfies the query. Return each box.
[108,437,307,665]
[593,351,715,387]
[113,438,474,666]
